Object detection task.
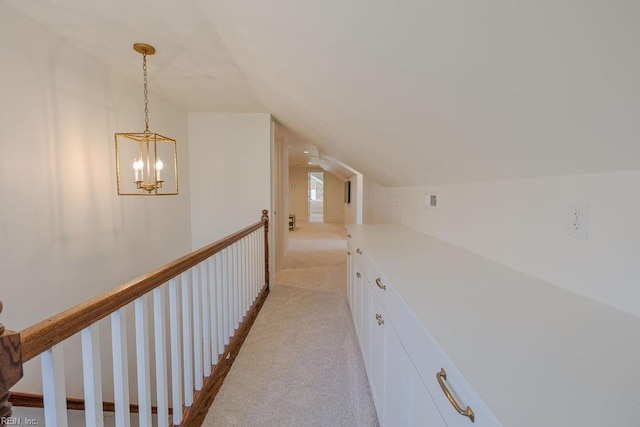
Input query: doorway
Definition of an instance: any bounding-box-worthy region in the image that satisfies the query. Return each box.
[308,172,324,222]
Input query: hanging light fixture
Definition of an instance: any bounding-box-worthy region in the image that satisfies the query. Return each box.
[115,43,178,195]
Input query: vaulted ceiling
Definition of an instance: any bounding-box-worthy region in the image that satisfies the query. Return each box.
[5,0,640,186]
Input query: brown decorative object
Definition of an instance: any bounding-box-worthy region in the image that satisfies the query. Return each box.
[0,300,24,420]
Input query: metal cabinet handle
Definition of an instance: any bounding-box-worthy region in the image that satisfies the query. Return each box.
[347,234,352,238]
[356,272,361,278]
[436,368,475,422]
[347,251,351,256]
[375,313,384,325]
[375,278,386,291]
[356,248,362,255]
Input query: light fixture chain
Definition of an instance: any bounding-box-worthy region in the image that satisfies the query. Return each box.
[143,52,149,133]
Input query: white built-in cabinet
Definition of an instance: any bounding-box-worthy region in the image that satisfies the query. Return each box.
[346,225,640,427]
[347,234,450,427]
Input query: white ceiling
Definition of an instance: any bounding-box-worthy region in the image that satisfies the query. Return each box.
[5,0,640,186]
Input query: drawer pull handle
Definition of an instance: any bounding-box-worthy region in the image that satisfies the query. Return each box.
[356,248,363,254]
[375,278,386,291]
[436,368,475,422]
[375,313,384,325]
[356,272,361,278]
[348,234,352,238]
[347,251,351,256]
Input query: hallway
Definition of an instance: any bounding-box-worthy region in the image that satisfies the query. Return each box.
[203,223,378,426]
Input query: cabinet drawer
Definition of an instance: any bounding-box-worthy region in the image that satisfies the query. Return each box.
[347,241,369,280]
[368,263,407,335]
[403,309,499,427]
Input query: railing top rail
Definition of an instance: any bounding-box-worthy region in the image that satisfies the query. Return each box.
[19,211,268,363]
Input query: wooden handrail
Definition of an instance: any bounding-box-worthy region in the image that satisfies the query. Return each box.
[19,211,269,363]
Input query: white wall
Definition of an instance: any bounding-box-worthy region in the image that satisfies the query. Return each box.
[0,3,192,397]
[373,170,640,317]
[188,113,271,250]
[274,128,289,271]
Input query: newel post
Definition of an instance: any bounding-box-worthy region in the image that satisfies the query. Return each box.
[0,301,23,421]
[261,210,270,288]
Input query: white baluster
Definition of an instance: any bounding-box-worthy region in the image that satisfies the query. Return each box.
[81,323,104,427]
[181,270,194,406]
[135,296,152,427]
[248,234,253,310]
[192,265,203,391]
[235,242,241,328]
[244,234,253,315]
[241,239,246,319]
[251,231,256,304]
[260,228,264,293]
[42,344,68,427]
[230,243,237,334]
[254,231,258,303]
[111,308,131,427]
[216,252,225,353]
[251,231,256,303]
[222,247,233,346]
[169,278,183,425]
[242,237,248,315]
[153,287,169,427]
[208,257,218,365]
[244,234,252,315]
[201,261,212,377]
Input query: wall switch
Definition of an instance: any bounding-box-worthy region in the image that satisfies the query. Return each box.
[567,203,590,239]
[430,195,437,207]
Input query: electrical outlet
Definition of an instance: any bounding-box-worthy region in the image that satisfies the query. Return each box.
[567,203,590,239]
[395,195,400,208]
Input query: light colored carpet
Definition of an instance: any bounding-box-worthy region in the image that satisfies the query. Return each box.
[202,223,378,427]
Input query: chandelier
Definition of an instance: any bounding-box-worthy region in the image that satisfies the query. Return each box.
[115,43,178,195]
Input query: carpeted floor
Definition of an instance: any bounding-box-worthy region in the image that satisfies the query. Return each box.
[202,222,378,427]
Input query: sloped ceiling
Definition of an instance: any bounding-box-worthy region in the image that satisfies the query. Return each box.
[5,0,640,186]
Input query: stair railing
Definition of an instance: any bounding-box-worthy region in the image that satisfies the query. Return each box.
[0,210,270,426]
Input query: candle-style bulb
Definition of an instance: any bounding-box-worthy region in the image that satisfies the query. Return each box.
[133,158,144,182]
[155,158,164,181]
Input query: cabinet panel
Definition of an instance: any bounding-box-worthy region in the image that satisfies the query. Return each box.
[406,364,446,427]
[382,316,406,427]
[359,271,372,375]
[403,309,498,427]
[370,293,385,417]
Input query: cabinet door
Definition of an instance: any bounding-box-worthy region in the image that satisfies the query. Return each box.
[370,293,385,417]
[406,361,446,427]
[382,319,406,427]
[359,274,372,375]
[347,251,357,327]
[346,249,352,302]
